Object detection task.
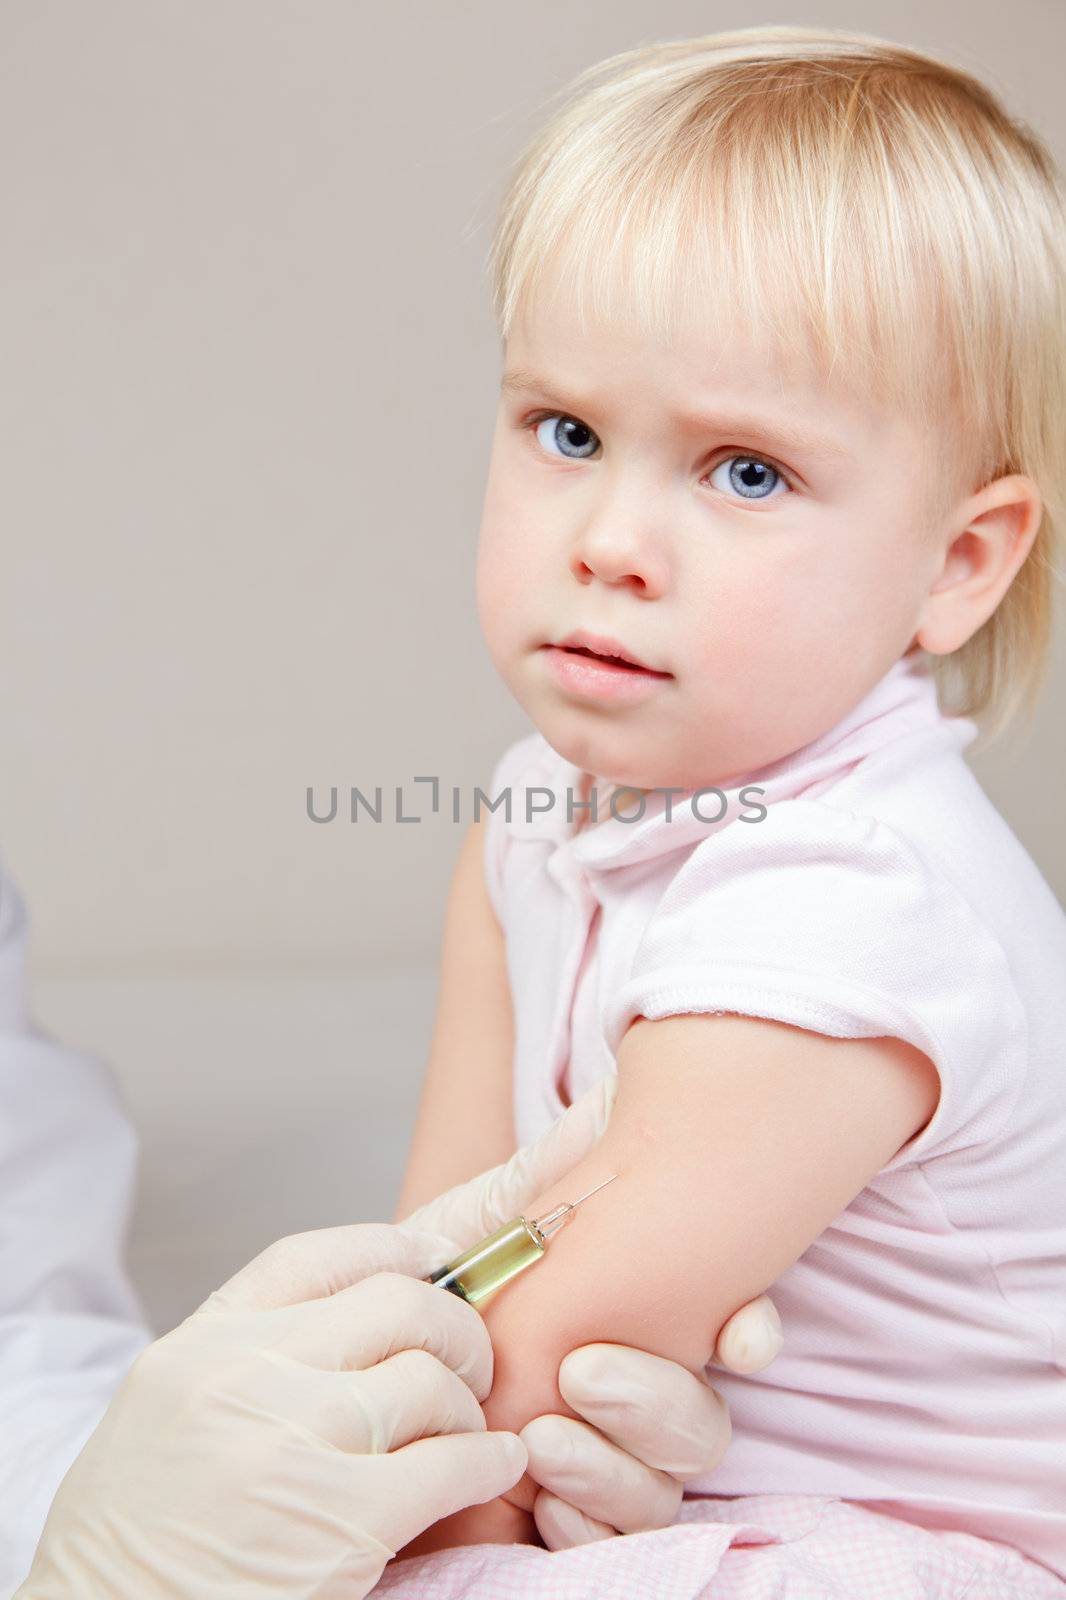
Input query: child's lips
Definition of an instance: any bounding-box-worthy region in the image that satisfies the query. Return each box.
[554,629,671,675]
[540,644,674,702]
[556,644,672,677]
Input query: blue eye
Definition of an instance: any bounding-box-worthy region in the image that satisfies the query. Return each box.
[525,411,793,501]
[532,413,598,460]
[708,455,789,501]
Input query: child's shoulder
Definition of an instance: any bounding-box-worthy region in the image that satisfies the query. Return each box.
[822,726,1066,967]
[609,791,1033,1169]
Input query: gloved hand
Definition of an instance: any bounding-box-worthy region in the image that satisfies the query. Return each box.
[14,1233,528,1600]
[397,1076,785,1552]
[15,1076,661,1600]
[18,1075,783,1598]
[519,1307,783,1550]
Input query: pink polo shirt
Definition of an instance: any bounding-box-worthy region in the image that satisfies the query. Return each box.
[481,648,1066,1581]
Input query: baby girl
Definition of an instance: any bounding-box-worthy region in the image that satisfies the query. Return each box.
[385,23,1066,1596]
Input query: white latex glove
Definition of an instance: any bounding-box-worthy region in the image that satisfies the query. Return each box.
[517,1303,783,1551]
[14,1077,627,1600]
[14,1252,524,1600]
[398,1075,786,1553]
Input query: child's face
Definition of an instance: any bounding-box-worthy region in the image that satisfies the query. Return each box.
[475,276,956,793]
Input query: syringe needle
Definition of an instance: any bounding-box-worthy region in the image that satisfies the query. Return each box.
[569,1173,618,1209]
[529,1173,619,1240]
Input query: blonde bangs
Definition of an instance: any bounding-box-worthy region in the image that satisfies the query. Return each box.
[486,27,1066,739]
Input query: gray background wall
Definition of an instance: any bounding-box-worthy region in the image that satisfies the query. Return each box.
[2,0,1063,1334]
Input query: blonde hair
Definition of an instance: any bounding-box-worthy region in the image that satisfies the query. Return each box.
[486,26,1066,745]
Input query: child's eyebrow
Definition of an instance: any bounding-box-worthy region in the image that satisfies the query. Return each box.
[500,368,855,467]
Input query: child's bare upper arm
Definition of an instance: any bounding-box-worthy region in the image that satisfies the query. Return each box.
[392,813,516,1219]
[473,1010,940,1515]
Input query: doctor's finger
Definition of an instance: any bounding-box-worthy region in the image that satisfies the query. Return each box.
[200,1222,445,1314]
[710,1293,785,1374]
[353,1430,529,1557]
[279,1271,496,1401]
[558,1342,733,1479]
[400,1075,619,1246]
[340,1344,480,1459]
[532,1489,617,1551]
[255,1345,489,1454]
[519,1414,683,1535]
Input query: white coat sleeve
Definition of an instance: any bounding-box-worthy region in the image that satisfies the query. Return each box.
[0,861,152,1597]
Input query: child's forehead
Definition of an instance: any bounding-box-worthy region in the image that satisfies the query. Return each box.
[506,280,865,428]
[501,242,972,499]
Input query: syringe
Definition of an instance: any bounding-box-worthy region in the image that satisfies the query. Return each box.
[423,1174,618,1310]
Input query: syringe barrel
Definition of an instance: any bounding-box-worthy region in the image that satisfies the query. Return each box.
[424,1216,545,1308]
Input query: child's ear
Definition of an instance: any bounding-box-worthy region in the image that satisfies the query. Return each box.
[915,473,1042,655]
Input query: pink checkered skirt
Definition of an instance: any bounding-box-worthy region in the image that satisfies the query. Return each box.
[371,1494,1064,1599]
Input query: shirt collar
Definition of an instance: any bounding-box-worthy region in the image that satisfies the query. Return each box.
[501,650,972,874]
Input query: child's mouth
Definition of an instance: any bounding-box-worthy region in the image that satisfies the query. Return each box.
[541,644,673,702]
[562,646,651,674]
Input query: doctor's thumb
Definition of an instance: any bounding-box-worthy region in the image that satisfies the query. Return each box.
[397,1075,619,1248]
[369,1430,529,1554]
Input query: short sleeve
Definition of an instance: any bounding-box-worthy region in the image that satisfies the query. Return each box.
[479,733,542,926]
[603,799,1029,1171]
